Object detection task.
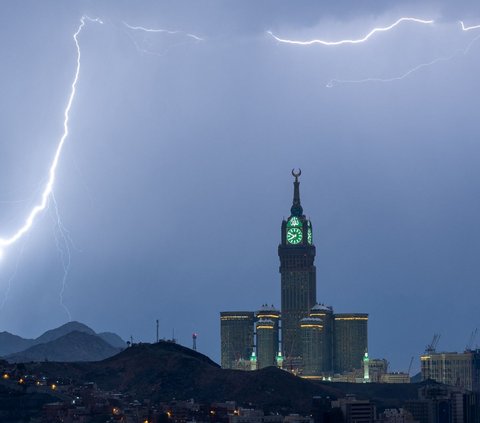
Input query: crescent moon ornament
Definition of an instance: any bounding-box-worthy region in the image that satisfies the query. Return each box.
[292,168,302,178]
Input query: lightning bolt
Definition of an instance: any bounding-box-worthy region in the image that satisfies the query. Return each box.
[50,191,76,321]
[267,17,434,46]
[460,21,480,31]
[123,22,204,41]
[122,22,204,57]
[268,15,480,87]
[326,31,480,87]
[326,54,457,88]
[0,16,103,258]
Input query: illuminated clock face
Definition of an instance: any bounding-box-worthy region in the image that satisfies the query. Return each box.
[286,227,303,244]
[307,228,312,244]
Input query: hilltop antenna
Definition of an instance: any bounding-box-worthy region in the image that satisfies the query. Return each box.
[192,333,197,351]
[156,319,159,343]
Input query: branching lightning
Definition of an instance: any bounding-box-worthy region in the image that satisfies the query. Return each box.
[326,31,480,87]
[0,16,103,259]
[268,15,480,87]
[123,22,204,41]
[122,22,204,57]
[460,21,480,31]
[267,17,434,46]
[326,54,457,88]
[50,191,75,321]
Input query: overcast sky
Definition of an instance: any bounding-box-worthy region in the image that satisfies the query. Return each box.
[0,1,480,372]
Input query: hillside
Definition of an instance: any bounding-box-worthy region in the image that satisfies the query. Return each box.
[33,321,96,345]
[0,322,126,360]
[28,341,342,412]
[19,341,438,413]
[0,332,33,356]
[6,331,122,363]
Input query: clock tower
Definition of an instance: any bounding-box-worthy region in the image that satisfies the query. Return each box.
[279,169,316,364]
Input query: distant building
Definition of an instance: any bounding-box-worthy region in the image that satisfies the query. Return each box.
[404,383,480,423]
[220,171,369,373]
[255,304,280,369]
[300,317,323,376]
[420,349,480,392]
[367,358,388,383]
[220,311,255,369]
[309,304,334,373]
[381,373,411,384]
[333,313,368,373]
[332,396,376,423]
[256,319,276,369]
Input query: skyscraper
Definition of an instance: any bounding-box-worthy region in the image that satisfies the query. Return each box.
[278,169,316,363]
[256,304,280,369]
[300,316,323,376]
[220,311,255,369]
[220,170,369,375]
[310,304,334,373]
[333,313,368,373]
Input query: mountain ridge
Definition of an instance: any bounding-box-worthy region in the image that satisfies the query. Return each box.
[6,331,123,363]
[0,322,126,360]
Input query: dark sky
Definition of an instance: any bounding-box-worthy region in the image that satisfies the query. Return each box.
[0,1,480,373]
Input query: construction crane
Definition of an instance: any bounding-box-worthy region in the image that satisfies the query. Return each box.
[425,334,441,354]
[407,356,414,376]
[466,328,478,352]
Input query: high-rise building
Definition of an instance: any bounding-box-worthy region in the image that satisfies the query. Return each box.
[333,313,368,373]
[310,304,334,373]
[220,311,255,369]
[300,317,323,376]
[220,171,370,374]
[420,350,480,392]
[256,319,276,369]
[256,304,280,369]
[278,170,316,364]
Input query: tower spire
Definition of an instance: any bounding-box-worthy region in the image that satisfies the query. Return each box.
[290,169,303,217]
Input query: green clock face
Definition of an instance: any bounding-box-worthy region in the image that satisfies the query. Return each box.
[286,227,303,244]
[307,228,312,244]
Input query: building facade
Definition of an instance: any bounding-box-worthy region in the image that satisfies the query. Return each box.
[300,317,323,376]
[220,311,255,369]
[255,305,280,369]
[310,304,334,373]
[420,350,480,392]
[333,313,368,373]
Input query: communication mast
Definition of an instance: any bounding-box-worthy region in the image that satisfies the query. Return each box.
[192,333,198,351]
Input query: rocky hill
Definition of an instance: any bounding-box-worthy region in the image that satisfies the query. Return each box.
[33,321,96,345]
[0,322,126,362]
[28,341,343,412]
[6,331,123,363]
[17,341,432,413]
[0,332,33,356]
